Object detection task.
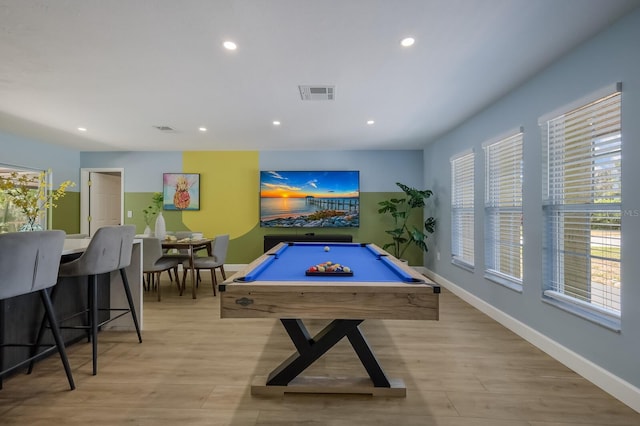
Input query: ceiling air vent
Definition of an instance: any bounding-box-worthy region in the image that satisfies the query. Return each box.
[153,125,176,132]
[299,85,335,101]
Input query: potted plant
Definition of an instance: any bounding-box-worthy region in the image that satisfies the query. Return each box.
[377,182,436,261]
[142,192,163,235]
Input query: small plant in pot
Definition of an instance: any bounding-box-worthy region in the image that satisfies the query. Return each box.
[377,182,436,261]
[142,192,163,235]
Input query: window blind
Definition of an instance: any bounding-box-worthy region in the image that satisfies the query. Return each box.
[484,131,523,286]
[542,86,621,316]
[451,151,474,269]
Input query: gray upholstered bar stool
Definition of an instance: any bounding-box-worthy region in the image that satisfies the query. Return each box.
[0,230,75,390]
[38,225,142,376]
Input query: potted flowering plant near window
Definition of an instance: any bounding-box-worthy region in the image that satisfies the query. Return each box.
[0,171,75,231]
[377,182,436,261]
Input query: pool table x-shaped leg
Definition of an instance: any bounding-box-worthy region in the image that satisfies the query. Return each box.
[266,318,391,388]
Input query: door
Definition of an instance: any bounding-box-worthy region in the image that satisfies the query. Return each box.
[81,169,124,236]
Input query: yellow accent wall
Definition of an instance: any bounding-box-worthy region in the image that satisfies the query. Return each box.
[182,151,259,239]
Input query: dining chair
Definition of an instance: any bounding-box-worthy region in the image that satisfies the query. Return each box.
[0,230,75,390]
[32,225,142,376]
[181,234,229,296]
[142,237,181,301]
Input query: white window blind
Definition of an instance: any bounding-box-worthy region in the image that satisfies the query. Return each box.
[541,85,621,319]
[484,131,523,288]
[451,151,474,269]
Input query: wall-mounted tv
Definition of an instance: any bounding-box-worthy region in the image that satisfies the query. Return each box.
[260,170,359,228]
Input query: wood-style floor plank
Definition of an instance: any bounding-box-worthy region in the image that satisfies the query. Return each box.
[1,274,639,425]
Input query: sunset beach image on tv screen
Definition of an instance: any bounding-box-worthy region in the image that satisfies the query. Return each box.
[259,170,359,228]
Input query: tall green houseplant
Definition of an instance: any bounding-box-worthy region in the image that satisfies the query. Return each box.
[378,182,436,260]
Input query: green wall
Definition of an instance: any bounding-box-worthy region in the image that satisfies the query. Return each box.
[52,192,80,234]
[124,192,190,234]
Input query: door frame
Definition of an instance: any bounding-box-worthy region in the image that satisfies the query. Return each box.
[80,168,125,235]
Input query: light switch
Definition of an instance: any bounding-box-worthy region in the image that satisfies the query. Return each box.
[127,210,132,218]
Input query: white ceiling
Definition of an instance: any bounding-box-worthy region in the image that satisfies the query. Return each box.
[1,0,639,152]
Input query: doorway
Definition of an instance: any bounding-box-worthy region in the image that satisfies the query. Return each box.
[80,168,124,236]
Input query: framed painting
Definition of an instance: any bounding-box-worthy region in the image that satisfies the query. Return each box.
[163,173,200,210]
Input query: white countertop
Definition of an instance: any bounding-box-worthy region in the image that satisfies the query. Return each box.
[62,237,141,255]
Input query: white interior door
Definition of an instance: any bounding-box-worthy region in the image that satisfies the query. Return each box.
[81,168,124,236]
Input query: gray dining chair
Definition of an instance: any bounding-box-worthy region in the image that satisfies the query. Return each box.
[32,225,141,376]
[0,230,75,390]
[182,234,229,296]
[142,237,181,301]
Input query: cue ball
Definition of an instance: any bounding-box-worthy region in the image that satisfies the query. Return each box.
[324,246,330,252]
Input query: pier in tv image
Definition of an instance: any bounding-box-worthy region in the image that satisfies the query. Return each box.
[259,170,360,228]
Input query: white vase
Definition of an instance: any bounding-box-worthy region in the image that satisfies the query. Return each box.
[143,225,152,236]
[154,212,166,240]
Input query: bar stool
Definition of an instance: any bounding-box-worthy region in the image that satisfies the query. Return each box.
[33,225,141,376]
[0,230,75,390]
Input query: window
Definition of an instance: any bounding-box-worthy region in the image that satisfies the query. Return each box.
[541,83,621,325]
[484,130,523,289]
[0,165,48,232]
[451,150,474,270]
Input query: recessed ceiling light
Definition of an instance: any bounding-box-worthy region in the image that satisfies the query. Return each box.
[77,127,87,132]
[400,37,415,47]
[223,40,237,50]
[198,127,207,132]
[367,120,375,125]
[273,121,281,126]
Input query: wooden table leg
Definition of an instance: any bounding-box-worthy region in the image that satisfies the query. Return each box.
[267,319,391,388]
[189,246,197,299]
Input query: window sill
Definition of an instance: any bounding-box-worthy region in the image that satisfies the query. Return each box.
[542,290,621,332]
[452,258,474,273]
[484,271,523,293]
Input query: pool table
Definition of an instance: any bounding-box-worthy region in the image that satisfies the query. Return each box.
[219,242,440,396]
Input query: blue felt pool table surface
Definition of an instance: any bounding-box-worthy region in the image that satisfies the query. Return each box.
[236,242,425,283]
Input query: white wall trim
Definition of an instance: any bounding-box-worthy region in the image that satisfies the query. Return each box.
[417,267,640,414]
[180,264,247,273]
[224,263,247,273]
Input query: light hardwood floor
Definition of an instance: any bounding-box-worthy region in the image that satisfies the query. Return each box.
[1,273,639,425]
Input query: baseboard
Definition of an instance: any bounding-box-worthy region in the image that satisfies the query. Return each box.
[419,267,640,414]
[225,264,246,273]
[178,264,246,273]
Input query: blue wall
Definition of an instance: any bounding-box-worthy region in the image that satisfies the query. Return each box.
[424,9,640,394]
[260,150,423,192]
[0,130,80,186]
[80,150,423,193]
[80,151,183,192]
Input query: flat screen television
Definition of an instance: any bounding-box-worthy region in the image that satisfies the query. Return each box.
[260,170,359,228]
